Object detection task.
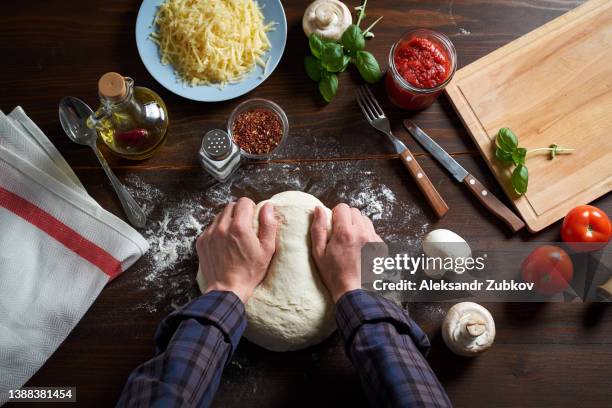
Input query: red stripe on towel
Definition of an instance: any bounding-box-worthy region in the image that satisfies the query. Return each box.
[0,186,122,279]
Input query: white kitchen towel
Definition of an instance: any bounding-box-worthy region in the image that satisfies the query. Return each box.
[0,109,149,405]
[0,109,86,195]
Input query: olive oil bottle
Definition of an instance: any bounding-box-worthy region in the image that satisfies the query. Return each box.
[88,72,168,160]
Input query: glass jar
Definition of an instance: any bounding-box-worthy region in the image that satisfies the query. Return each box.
[227,98,289,160]
[87,72,169,160]
[385,29,457,111]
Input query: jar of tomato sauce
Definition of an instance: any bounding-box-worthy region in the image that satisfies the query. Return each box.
[385,29,457,110]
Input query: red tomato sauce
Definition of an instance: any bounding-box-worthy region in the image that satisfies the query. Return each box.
[394,37,451,89]
[385,31,456,110]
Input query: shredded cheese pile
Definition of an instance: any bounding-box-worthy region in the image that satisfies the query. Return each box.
[151,0,275,86]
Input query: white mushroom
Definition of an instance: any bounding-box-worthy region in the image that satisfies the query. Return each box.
[422,229,472,279]
[302,0,352,41]
[442,302,495,357]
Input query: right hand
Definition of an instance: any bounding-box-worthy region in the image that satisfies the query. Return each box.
[310,203,383,302]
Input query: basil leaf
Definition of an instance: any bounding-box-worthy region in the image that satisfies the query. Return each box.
[511,164,529,195]
[495,147,514,164]
[497,128,518,153]
[321,42,345,73]
[340,55,351,72]
[341,25,365,52]
[304,56,322,82]
[512,147,527,166]
[355,50,382,83]
[309,34,325,59]
[319,72,338,103]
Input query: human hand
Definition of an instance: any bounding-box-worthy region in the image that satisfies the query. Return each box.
[196,198,278,303]
[310,203,383,302]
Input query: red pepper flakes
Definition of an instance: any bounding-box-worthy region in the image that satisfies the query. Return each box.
[232,108,283,155]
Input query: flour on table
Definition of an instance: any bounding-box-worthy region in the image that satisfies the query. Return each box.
[124,174,163,217]
[347,183,396,220]
[144,204,206,282]
[124,161,428,312]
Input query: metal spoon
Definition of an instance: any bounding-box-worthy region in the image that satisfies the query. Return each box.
[59,96,147,228]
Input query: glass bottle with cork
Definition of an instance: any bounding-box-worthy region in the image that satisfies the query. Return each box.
[87,72,169,160]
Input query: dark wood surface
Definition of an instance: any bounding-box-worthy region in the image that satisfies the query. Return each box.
[2,0,611,407]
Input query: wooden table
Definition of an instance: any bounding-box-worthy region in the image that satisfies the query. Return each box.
[2,0,611,406]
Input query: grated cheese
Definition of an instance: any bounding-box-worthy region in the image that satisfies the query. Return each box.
[151,0,275,87]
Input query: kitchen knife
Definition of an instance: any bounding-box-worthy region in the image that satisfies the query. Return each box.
[403,120,525,232]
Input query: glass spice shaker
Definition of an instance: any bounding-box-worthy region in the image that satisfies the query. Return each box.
[199,129,241,182]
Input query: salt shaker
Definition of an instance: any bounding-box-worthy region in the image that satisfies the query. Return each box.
[199,129,241,182]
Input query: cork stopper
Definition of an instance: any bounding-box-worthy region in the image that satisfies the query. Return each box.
[98,72,127,102]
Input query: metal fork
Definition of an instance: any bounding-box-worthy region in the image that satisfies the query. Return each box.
[355,86,449,218]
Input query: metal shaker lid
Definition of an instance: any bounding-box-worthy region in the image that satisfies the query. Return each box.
[201,129,232,161]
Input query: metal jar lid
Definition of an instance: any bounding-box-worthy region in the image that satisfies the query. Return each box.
[201,129,233,161]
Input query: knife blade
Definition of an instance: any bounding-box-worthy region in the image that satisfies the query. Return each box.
[403,120,468,182]
[403,120,525,232]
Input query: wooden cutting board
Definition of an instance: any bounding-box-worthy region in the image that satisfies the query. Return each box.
[445,0,612,232]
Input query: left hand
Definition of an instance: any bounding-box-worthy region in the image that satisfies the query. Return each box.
[311,203,383,302]
[196,197,278,303]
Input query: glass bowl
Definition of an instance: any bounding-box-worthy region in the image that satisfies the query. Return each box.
[227,98,289,160]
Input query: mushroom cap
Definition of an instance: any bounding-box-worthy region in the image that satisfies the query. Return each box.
[302,0,352,41]
[422,229,472,278]
[442,302,495,357]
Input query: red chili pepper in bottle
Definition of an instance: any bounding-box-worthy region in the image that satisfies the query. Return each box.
[115,128,148,146]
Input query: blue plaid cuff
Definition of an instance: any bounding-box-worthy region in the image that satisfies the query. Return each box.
[336,289,431,354]
[154,290,247,356]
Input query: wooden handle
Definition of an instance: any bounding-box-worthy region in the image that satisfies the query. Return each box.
[462,174,525,232]
[399,149,449,218]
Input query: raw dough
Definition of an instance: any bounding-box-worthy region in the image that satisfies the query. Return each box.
[196,191,336,351]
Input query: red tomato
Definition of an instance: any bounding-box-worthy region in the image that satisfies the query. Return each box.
[521,245,573,295]
[561,205,611,252]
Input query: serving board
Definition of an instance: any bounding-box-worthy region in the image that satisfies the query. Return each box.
[445,0,612,232]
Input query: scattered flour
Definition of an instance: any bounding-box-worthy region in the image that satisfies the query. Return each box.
[458,27,471,36]
[417,303,446,320]
[144,202,206,282]
[124,161,429,312]
[124,174,163,217]
[348,183,396,221]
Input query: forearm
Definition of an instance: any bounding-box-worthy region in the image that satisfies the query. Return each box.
[116,291,246,408]
[336,290,451,408]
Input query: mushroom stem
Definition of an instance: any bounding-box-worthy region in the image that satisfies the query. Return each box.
[462,318,486,338]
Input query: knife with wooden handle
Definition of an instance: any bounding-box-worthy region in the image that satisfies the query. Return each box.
[398,148,449,219]
[403,120,525,232]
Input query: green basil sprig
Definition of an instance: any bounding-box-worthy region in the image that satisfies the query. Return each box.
[303,0,382,103]
[495,127,574,195]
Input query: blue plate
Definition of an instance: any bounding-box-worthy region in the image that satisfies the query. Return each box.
[135,0,287,102]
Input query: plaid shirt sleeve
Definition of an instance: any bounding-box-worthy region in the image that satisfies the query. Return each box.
[116,290,246,408]
[336,289,451,408]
